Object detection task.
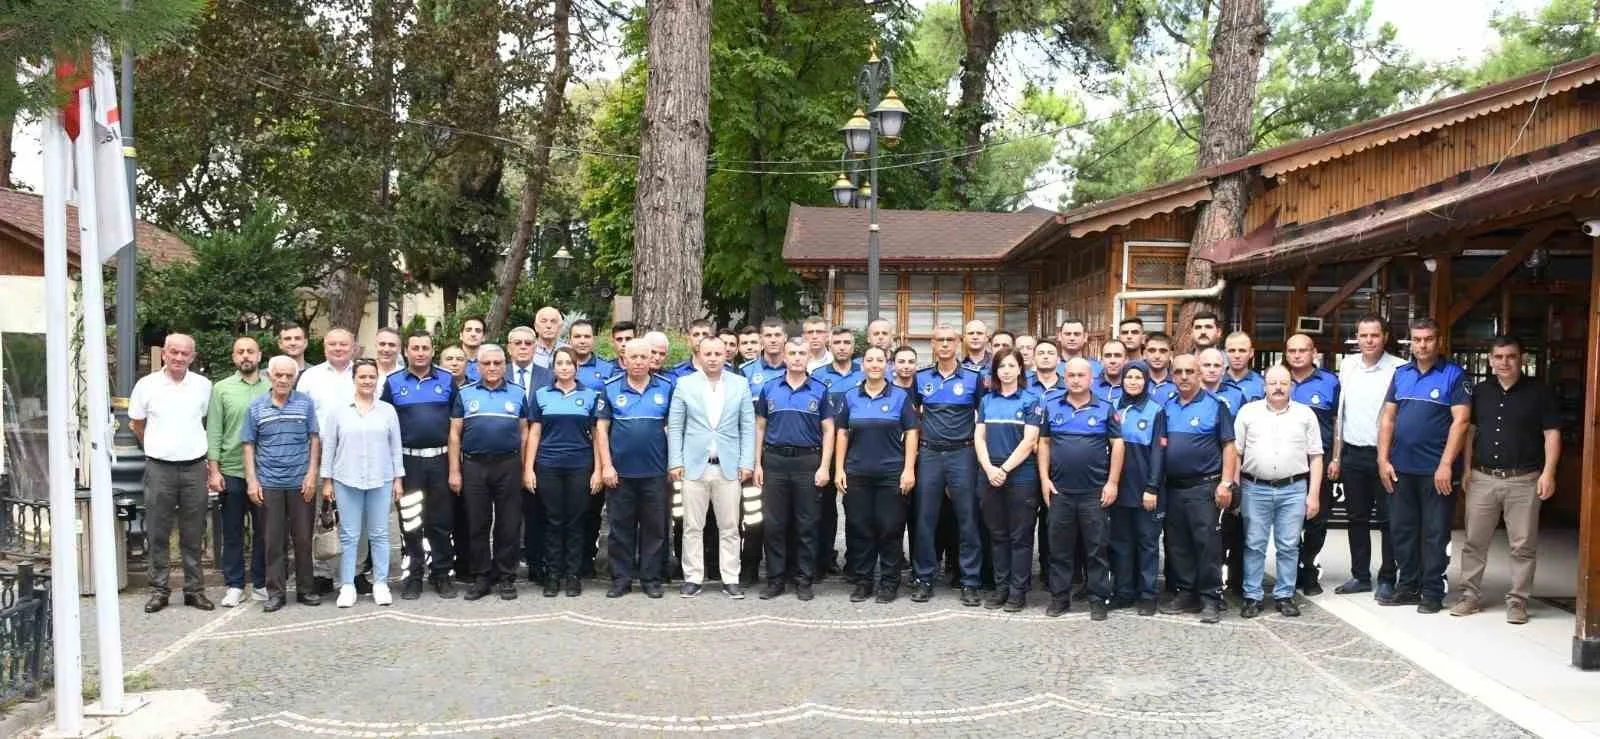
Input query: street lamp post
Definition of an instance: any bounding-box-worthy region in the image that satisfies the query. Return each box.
[832,41,907,324]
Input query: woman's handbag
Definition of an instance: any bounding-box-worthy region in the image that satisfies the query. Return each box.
[313,497,342,560]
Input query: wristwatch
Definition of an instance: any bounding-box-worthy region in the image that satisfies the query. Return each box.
[1223,480,1239,492]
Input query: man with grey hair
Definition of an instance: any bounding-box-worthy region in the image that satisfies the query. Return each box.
[1233,365,1323,618]
[505,325,554,584]
[597,338,676,598]
[131,333,215,612]
[506,326,555,397]
[643,330,672,376]
[296,327,357,593]
[533,306,564,368]
[242,355,322,611]
[450,343,532,600]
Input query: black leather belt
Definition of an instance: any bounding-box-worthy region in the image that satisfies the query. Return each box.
[1242,472,1308,488]
[920,440,971,452]
[149,456,206,466]
[1473,465,1539,479]
[463,451,519,462]
[764,445,820,457]
[1168,473,1222,488]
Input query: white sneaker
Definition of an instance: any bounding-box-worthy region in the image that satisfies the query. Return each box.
[336,585,357,608]
[373,582,393,606]
[250,588,267,602]
[220,587,244,608]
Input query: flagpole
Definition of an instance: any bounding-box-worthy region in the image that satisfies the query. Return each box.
[44,94,86,739]
[115,0,138,397]
[76,86,130,716]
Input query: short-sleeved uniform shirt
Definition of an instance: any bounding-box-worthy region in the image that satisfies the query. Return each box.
[596,374,674,478]
[381,367,457,450]
[1115,397,1166,507]
[530,384,599,469]
[915,365,984,444]
[811,360,864,399]
[666,360,699,381]
[1290,367,1340,452]
[1092,374,1124,405]
[576,355,618,391]
[1210,384,1246,415]
[834,383,920,477]
[1025,372,1066,399]
[451,381,530,456]
[1041,393,1120,493]
[1385,360,1471,476]
[1147,374,1179,405]
[1057,356,1105,379]
[240,391,319,488]
[1162,390,1235,481]
[1225,370,1266,403]
[754,375,831,449]
[977,388,1044,473]
[740,358,787,389]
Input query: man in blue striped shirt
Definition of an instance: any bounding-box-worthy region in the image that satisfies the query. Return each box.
[241,356,321,612]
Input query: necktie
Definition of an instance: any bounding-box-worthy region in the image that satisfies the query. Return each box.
[518,367,526,387]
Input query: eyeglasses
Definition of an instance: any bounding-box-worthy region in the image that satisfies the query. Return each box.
[353,358,378,368]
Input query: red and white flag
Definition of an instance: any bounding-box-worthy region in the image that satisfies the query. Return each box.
[56,39,135,262]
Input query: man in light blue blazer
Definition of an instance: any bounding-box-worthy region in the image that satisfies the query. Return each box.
[668,337,758,598]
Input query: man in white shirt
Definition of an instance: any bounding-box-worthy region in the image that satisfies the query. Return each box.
[129,333,216,613]
[667,337,756,598]
[802,316,830,372]
[295,327,356,591]
[374,327,404,378]
[1234,365,1324,618]
[1328,314,1405,599]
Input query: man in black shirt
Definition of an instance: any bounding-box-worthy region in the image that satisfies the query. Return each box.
[1454,336,1561,625]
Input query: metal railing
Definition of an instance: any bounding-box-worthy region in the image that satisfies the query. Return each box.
[0,563,52,705]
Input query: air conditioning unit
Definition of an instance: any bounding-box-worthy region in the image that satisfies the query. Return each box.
[1295,316,1324,335]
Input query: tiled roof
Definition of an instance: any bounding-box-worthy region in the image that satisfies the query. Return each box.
[783,204,1057,265]
[0,187,191,267]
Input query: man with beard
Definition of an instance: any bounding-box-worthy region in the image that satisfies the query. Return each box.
[207,336,272,607]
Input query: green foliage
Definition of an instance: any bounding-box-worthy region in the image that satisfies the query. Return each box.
[0,0,202,115]
[140,204,313,376]
[1455,0,1600,87]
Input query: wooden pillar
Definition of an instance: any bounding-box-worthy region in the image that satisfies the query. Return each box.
[1575,234,1600,670]
[1429,251,1454,355]
[1285,265,1313,343]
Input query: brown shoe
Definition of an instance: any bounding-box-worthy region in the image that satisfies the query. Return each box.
[1448,595,1480,617]
[1506,599,1529,625]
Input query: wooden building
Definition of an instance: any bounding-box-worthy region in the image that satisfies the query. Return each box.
[782,53,1600,669]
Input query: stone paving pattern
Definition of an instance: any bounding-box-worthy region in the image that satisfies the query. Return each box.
[76,577,1530,738]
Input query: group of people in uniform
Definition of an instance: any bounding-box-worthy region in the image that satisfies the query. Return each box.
[132,304,1559,626]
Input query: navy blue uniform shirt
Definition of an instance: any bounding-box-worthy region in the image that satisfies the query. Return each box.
[754,375,832,449]
[1225,370,1266,403]
[1115,397,1167,508]
[740,358,787,388]
[451,380,530,456]
[1025,370,1066,400]
[1092,374,1124,405]
[978,388,1044,472]
[1209,384,1246,415]
[1162,390,1234,481]
[596,374,675,478]
[575,355,617,391]
[835,382,919,477]
[1290,368,1340,452]
[811,360,864,398]
[1147,375,1179,405]
[381,366,457,449]
[666,360,699,381]
[1057,356,1105,379]
[530,383,599,469]
[1386,360,1471,476]
[1042,393,1120,493]
[915,364,984,444]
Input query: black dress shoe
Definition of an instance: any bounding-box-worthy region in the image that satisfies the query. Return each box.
[314,576,336,595]
[1299,579,1324,597]
[184,593,216,611]
[606,582,631,598]
[911,581,934,603]
[564,577,582,597]
[1045,599,1071,618]
[759,582,786,600]
[1136,598,1157,616]
[433,576,459,599]
[874,584,899,603]
[296,592,322,606]
[401,578,424,600]
[1199,600,1222,624]
[498,581,518,600]
[464,580,494,601]
[850,582,874,603]
[144,593,169,613]
[1275,598,1301,617]
[643,583,664,599]
[354,573,373,595]
[984,591,1008,610]
[1161,592,1202,615]
[543,580,561,597]
[795,583,814,601]
[1108,596,1137,610]
[1378,589,1421,606]
[1089,600,1109,621]
[263,595,287,613]
[1002,595,1025,613]
[1240,599,1262,619]
[1417,598,1443,614]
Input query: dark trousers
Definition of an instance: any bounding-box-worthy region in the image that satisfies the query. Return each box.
[817,482,840,575]
[845,473,906,588]
[1297,457,1332,582]
[981,474,1041,597]
[1109,506,1162,601]
[762,450,822,586]
[1166,481,1224,603]
[912,447,980,587]
[609,475,667,586]
[1391,472,1454,601]
[452,486,473,579]
[1221,509,1245,592]
[144,458,208,595]
[261,487,314,598]
[1046,492,1110,602]
[401,455,454,580]
[584,492,606,577]
[523,481,547,580]
[1341,446,1396,584]
[461,454,523,583]
[542,465,593,580]
[220,475,265,590]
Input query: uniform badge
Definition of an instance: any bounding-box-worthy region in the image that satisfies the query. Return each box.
[1190,417,1200,427]
[1138,420,1148,430]
[1429,388,1439,399]
[504,401,516,413]
[881,404,890,412]
[433,385,443,395]
[1311,394,1321,405]
[654,393,665,405]
[399,386,409,396]
[753,373,766,384]
[807,399,818,412]
[953,382,964,396]
[1053,414,1064,424]
[922,382,934,395]
[1015,410,1024,419]
[616,395,628,407]
[575,398,585,407]
[467,400,480,412]
[1088,416,1098,426]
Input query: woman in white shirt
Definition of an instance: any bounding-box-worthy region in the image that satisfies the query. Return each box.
[320,359,405,607]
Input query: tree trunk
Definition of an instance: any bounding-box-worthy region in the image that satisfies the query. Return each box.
[487,0,571,338]
[632,0,712,331]
[0,57,15,188]
[952,0,1000,209]
[325,267,370,337]
[1178,0,1267,349]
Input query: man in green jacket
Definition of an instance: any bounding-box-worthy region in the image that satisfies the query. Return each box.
[207,336,272,607]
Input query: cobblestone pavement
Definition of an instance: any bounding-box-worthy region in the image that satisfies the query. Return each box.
[81,576,1528,738]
